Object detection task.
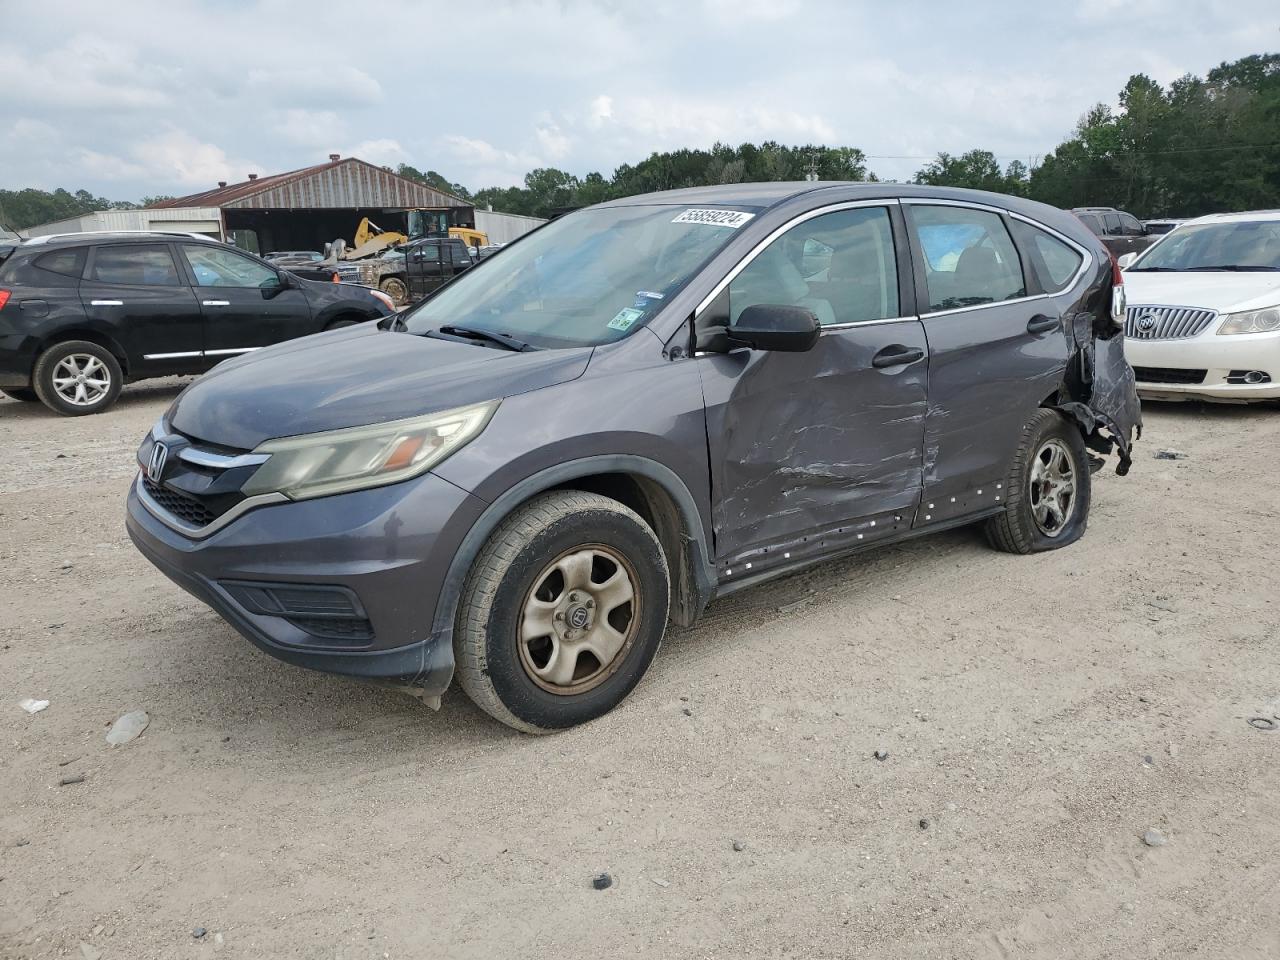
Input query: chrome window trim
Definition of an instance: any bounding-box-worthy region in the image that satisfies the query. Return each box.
[693,199,903,319]
[821,315,917,332]
[901,200,1095,319]
[134,473,287,540]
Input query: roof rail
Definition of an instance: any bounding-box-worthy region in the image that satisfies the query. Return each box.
[23,230,220,245]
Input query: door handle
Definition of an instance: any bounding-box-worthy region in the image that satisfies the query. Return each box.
[90,299,123,306]
[1026,314,1060,334]
[202,300,231,307]
[871,345,925,368]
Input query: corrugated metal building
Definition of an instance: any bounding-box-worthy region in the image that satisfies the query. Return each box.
[475,208,546,244]
[23,207,224,239]
[148,155,475,254]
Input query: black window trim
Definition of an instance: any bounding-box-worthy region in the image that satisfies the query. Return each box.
[84,241,186,288]
[899,199,1094,319]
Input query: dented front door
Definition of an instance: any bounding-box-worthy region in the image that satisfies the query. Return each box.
[697,203,929,572]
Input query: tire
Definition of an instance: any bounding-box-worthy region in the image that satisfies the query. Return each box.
[454,491,670,733]
[323,316,360,331]
[985,408,1092,554]
[379,276,409,305]
[0,388,39,402]
[32,341,123,416]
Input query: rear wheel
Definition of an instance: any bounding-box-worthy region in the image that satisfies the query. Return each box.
[454,491,670,733]
[985,408,1091,553]
[32,341,123,416]
[0,388,39,402]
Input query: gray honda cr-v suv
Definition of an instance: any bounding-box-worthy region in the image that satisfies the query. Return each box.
[126,182,1141,733]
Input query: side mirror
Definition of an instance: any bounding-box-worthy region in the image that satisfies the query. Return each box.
[728,304,820,352]
[262,271,296,298]
[1116,252,1138,270]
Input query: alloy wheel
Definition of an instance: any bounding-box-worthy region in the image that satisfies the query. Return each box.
[1029,438,1077,537]
[51,354,112,407]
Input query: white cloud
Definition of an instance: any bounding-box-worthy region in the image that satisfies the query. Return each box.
[76,131,258,187]
[278,109,347,147]
[0,0,1275,197]
[345,138,409,168]
[535,124,572,161]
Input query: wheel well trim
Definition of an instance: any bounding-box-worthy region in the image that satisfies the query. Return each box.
[429,455,716,641]
[36,328,131,376]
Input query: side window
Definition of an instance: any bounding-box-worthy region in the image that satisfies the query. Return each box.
[1118,213,1144,236]
[89,245,181,286]
[1011,221,1085,293]
[182,245,279,288]
[1102,213,1123,235]
[910,205,1026,312]
[36,249,86,279]
[1076,213,1103,236]
[728,206,899,327]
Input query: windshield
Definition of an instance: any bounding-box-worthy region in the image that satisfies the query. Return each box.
[396,204,754,348]
[1132,220,1280,271]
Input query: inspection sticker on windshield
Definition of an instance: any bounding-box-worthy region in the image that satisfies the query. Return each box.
[608,307,645,331]
[672,209,755,228]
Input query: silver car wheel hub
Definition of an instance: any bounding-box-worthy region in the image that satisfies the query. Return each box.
[1029,438,1077,537]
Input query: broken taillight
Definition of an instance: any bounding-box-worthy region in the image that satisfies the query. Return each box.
[1109,252,1126,328]
[0,289,10,311]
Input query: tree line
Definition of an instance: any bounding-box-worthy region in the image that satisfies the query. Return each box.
[3,53,1275,231]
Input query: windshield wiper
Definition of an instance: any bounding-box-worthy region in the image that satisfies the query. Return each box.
[1125,266,1180,272]
[436,324,533,352]
[1185,265,1280,272]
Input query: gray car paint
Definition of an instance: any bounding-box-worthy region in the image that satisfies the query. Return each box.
[127,181,1141,698]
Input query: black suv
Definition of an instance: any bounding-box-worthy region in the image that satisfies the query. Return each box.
[0,232,393,415]
[1069,207,1157,258]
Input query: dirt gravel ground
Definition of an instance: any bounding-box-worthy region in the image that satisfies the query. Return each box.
[1,382,1278,960]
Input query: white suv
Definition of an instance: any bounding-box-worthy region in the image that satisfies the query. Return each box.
[1121,210,1280,402]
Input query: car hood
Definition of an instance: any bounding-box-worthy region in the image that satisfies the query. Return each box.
[168,324,592,451]
[1123,271,1280,314]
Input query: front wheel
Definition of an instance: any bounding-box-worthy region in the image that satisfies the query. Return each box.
[379,276,409,305]
[454,491,670,733]
[985,408,1092,554]
[32,341,123,416]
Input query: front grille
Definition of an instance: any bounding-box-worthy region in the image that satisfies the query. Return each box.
[142,475,218,527]
[1132,366,1208,385]
[1126,305,1217,340]
[335,265,364,283]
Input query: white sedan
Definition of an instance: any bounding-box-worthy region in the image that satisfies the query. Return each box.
[1120,210,1280,402]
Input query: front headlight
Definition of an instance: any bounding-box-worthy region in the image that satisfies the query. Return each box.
[240,400,498,501]
[1218,307,1280,335]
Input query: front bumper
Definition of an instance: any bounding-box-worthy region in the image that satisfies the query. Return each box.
[1125,330,1280,402]
[125,469,488,694]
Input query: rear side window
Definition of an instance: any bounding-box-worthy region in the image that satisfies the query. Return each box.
[1076,213,1103,235]
[36,249,87,278]
[910,205,1026,312]
[90,245,181,286]
[1010,221,1085,293]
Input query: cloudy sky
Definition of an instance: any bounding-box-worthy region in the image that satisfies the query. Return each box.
[1,0,1275,200]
